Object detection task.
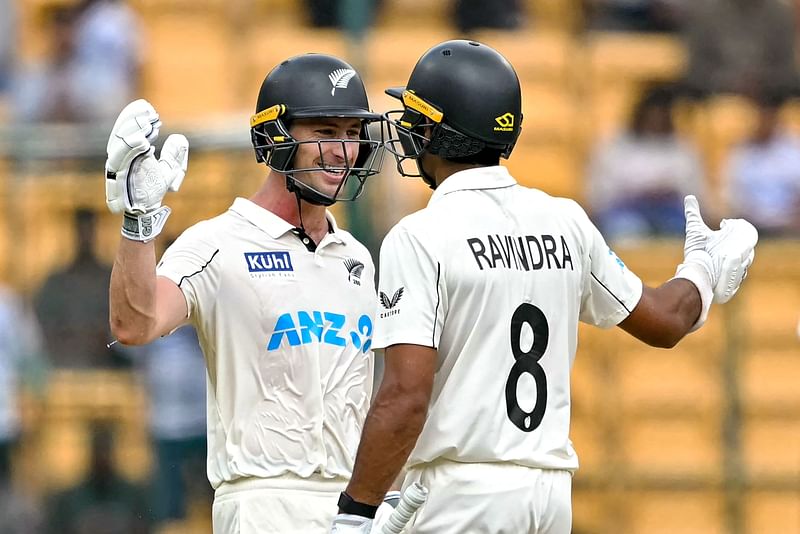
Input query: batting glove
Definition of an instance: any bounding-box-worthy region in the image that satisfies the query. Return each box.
[673,195,758,331]
[330,492,401,534]
[330,514,373,534]
[105,99,188,242]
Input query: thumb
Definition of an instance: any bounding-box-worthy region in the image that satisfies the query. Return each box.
[158,134,189,192]
[684,195,710,233]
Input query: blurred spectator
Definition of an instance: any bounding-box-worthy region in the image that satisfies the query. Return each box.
[305,0,382,29]
[0,285,48,534]
[583,0,682,32]
[72,0,143,120]
[453,0,525,33]
[46,422,151,534]
[10,0,142,124]
[34,209,122,368]
[0,0,15,94]
[125,323,210,527]
[683,0,799,99]
[724,93,800,236]
[586,84,704,239]
[10,5,87,123]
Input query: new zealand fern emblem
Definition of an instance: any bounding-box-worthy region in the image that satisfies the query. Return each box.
[329,68,356,96]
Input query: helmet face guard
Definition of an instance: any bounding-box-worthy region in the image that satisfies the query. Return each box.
[249,54,386,206]
[251,104,385,206]
[384,90,489,180]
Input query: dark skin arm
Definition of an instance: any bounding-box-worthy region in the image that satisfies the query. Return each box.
[619,278,702,348]
[341,279,701,507]
[342,343,436,506]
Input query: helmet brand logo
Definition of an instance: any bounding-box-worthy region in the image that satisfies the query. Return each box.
[494,113,515,132]
[329,68,357,96]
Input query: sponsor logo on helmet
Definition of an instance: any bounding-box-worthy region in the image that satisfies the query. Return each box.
[402,91,443,123]
[494,112,515,132]
[250,104,286,127]
[329,68,357,96]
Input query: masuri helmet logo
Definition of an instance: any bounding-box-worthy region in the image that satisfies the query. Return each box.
[494,112,515,132]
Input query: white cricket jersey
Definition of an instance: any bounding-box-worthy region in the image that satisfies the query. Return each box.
[157,198,375,489]
[374,166,642,472]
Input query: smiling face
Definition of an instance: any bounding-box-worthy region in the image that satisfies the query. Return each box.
[288,117,363,199]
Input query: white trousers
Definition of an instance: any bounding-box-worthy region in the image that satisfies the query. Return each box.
[401,461,573,534]
[212,474,347,534]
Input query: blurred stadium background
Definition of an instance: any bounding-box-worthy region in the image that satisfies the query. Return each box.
[0,0,798,533]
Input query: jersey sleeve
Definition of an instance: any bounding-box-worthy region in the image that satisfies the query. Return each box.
[156,222,221,323]
[373,223,444,349]
[578,212,643,329]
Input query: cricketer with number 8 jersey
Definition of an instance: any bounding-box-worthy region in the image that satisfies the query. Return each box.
[374,166,642,472]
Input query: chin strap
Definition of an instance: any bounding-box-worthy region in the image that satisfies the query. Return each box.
[286,173,336,206]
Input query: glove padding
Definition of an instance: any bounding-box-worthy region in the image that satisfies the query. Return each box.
[330,493,400,534]
[105,99,188,242]
[674,195,758,330]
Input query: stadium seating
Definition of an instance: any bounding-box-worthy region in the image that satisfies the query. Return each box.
[6,2,800,532]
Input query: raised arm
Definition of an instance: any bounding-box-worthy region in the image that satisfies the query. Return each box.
[620,195,758,347]
[105,100,189,345]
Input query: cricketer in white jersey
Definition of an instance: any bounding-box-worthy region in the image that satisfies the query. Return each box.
[107,53,388,534]
[336,39,756,534]
[157,198,375,489]
[375,166,640,472]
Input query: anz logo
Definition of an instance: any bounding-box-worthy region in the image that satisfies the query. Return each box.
[267,311,373,354]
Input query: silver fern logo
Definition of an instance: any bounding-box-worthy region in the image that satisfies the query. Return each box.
[329,68,356,96]
[344,258,364,286]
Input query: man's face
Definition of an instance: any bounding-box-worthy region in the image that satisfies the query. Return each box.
[288,117,363,198]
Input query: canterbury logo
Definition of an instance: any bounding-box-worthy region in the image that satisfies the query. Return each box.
[379,287,404,309]
[329,68,356,95]
[494,113,515,130]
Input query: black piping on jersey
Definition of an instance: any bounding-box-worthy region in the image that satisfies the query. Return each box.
[177,249,220,288]
[431,262,441,347]
[590,271,631,313]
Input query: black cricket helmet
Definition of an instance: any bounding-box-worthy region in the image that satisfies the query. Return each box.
[384,40,522,183]
[250,53,384,206]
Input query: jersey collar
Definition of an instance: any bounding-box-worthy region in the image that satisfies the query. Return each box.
[429,166,517,204]
[229,197,343,242]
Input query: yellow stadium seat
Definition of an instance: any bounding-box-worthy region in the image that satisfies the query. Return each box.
[470,30,577,84]
[143,13,238,119]
[741,419,800,480]
[586,32,687,83]
[613,347,723,416]
[505,144,582,200]
[741,349,800,416]
[745,492,800,534]
[625,490,725,534]
[621,416,723,480]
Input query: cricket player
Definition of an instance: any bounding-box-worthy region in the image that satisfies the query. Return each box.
[106,54,385,533]
[330,40,759,533]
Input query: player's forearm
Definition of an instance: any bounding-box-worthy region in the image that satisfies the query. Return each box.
[621,279,701,348]
[344,384,429,506]
[109,237,159,345]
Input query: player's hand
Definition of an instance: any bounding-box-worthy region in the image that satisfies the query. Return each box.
[330,513,373,533]
[373,492,401,532]
[105,99,189,242]
[675,195,758,330]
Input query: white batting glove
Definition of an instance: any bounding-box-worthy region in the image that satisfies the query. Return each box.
[673,195,758,331]
[330,514,373,533]
[105,99,189,242]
